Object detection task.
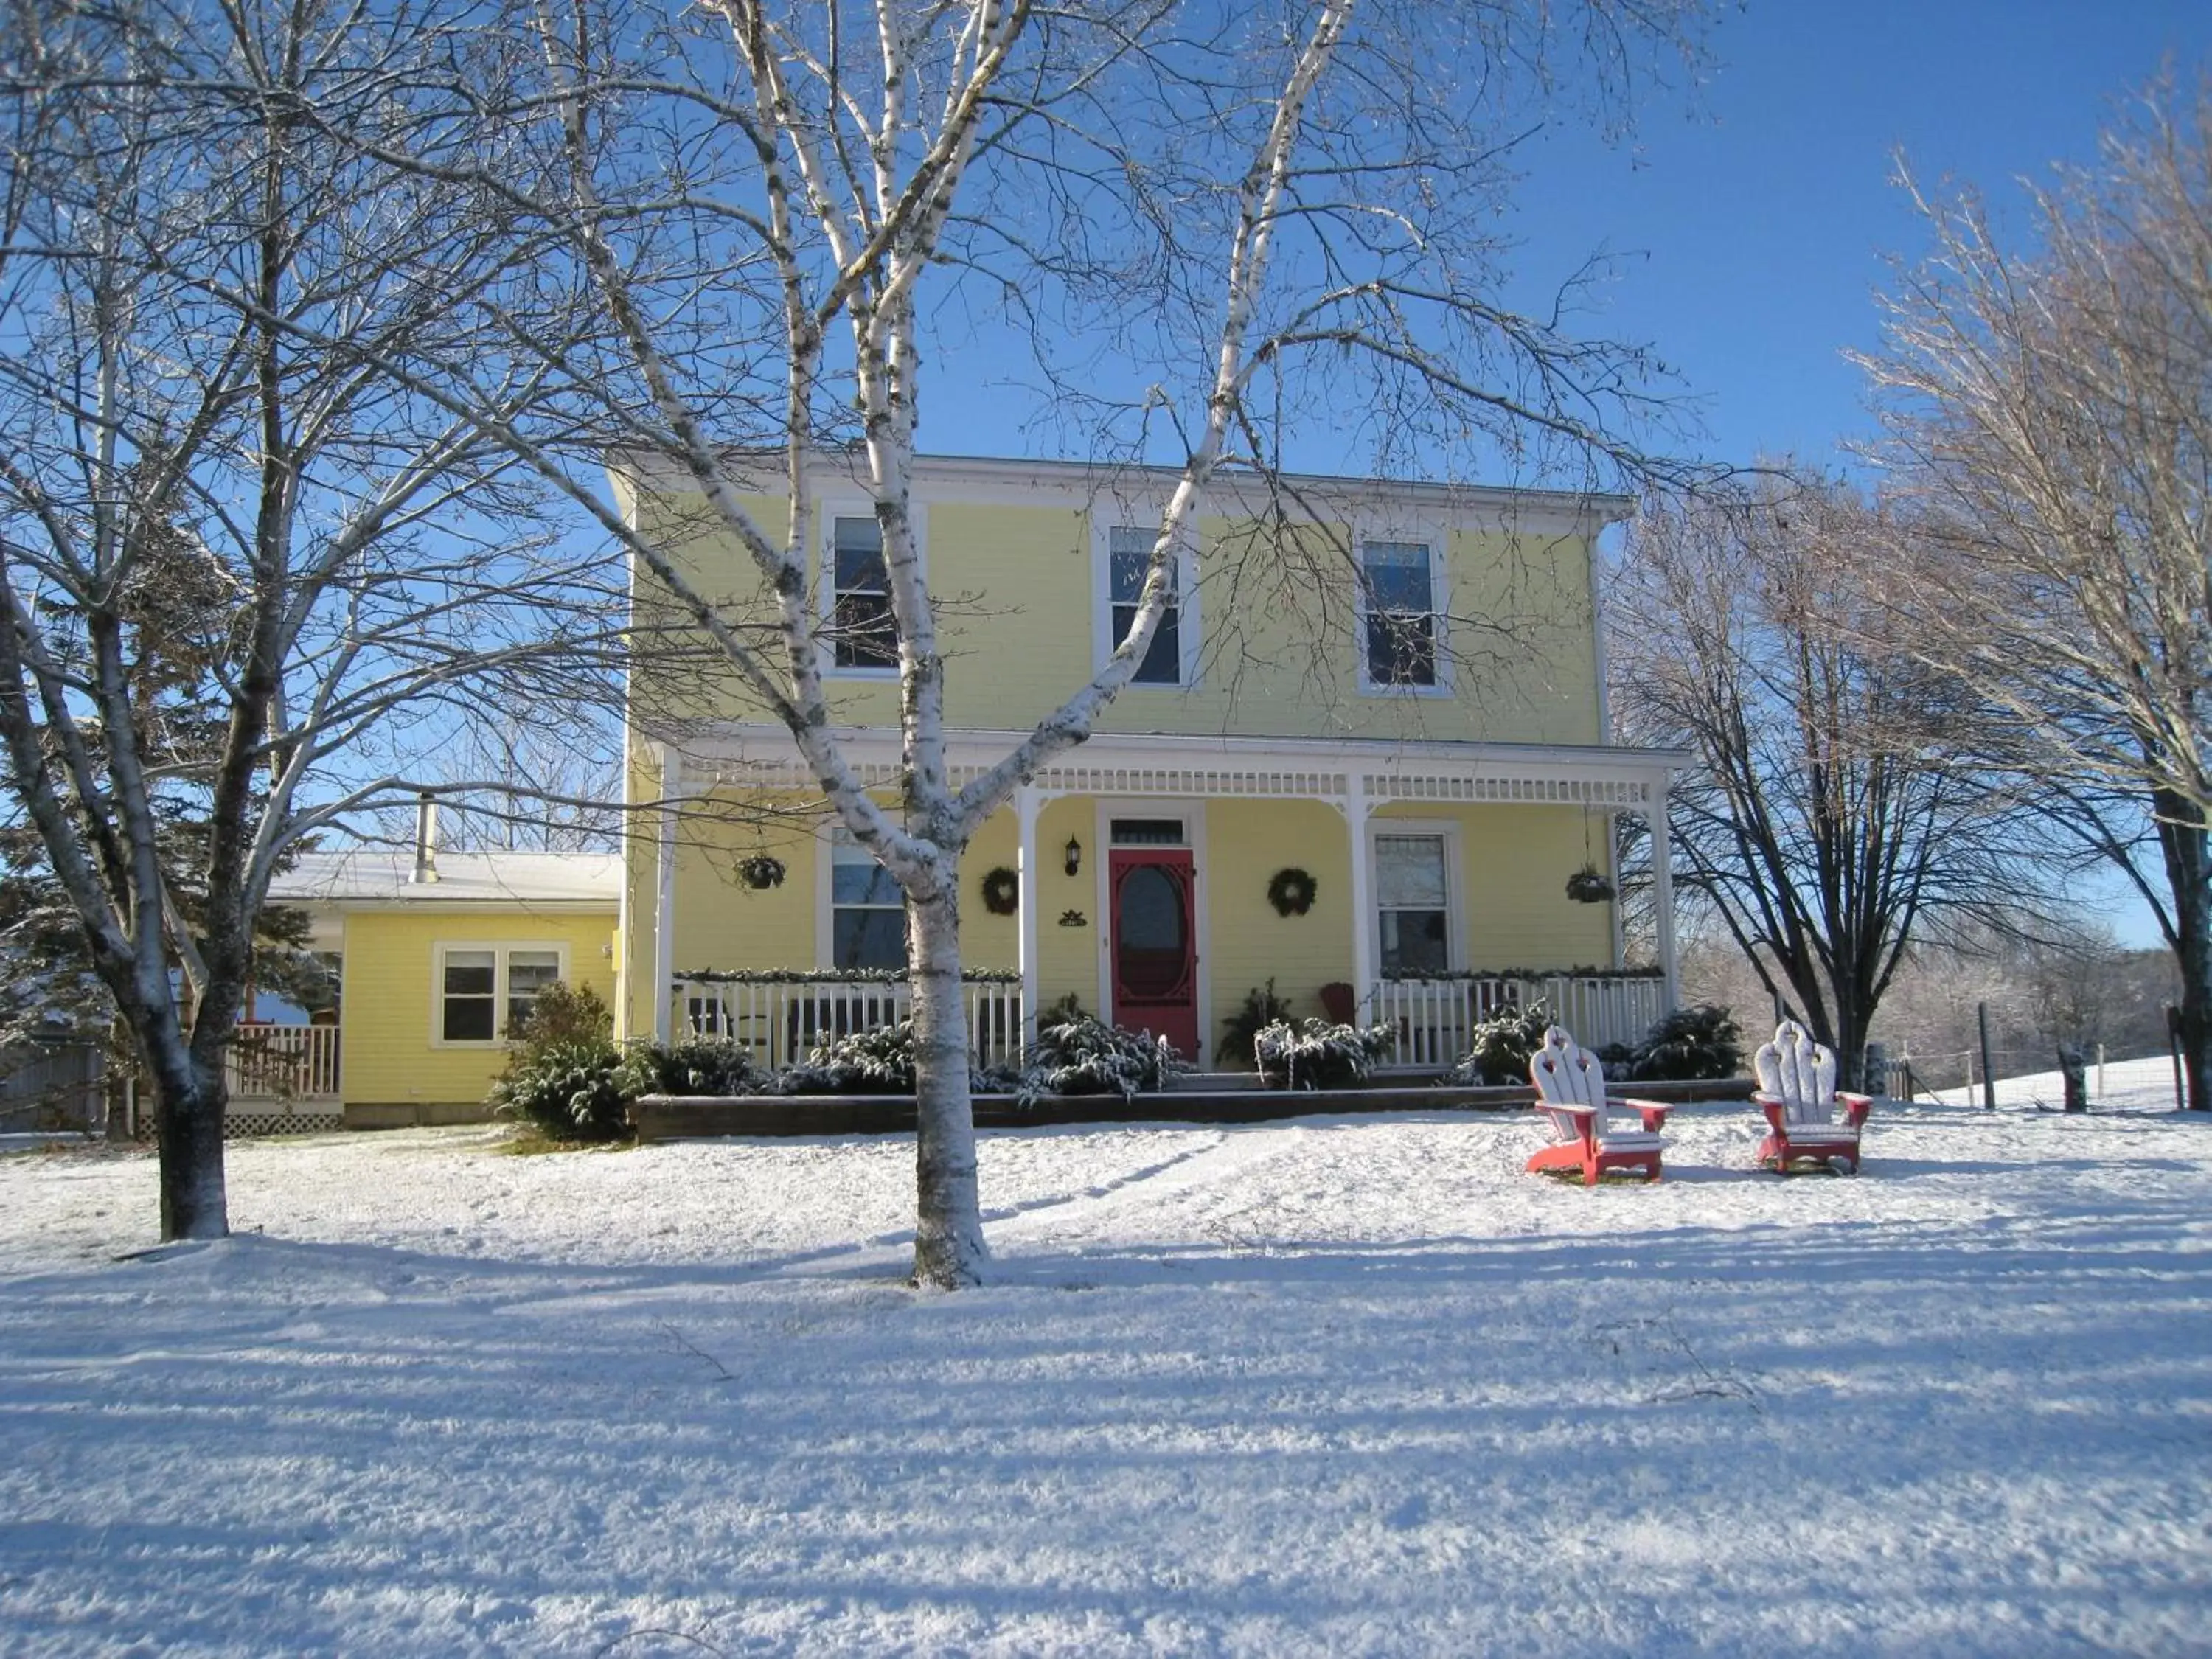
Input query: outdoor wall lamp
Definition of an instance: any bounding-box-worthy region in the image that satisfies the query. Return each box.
[1064,836,1083,877]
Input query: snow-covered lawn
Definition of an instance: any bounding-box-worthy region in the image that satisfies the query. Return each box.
[5,1083,2212,1656]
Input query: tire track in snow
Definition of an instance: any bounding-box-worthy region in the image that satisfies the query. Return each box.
[985,1124,1307,1251]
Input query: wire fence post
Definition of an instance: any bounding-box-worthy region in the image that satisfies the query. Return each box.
[1978,1002,1997,1111]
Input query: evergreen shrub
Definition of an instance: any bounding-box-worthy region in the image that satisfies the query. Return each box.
[619,1036,762,1099]
[489,984,630,1141]
[1015,1013,1186,1105]
[1628,1004,1743,1082]
[1253,1018,1394,1090]
[1218,980,1296,1069]
[1447,998,1555,1086]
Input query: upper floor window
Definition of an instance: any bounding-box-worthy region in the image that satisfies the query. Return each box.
[831,515,897,671]
[830,841,906,970]
[1360,539,1439,689]
[1109,525,1183,686]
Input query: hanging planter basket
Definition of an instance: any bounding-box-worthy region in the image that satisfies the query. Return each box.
[1267,867,1318,917]
[980,866,1020,917]
[738,855,786,891]
[1565,864,1615,904]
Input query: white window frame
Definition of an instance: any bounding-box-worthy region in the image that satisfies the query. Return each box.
[818,498,927,681]
[814,828,910,972]
[429,941,572,1048]
[1091,507,1201,689]
[1365,819,1464,976]
[1353,513,1452,698]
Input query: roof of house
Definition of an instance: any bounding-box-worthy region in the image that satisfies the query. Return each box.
[269,850,622,908]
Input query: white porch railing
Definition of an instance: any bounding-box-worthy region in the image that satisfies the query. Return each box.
[1371,975,1667,1068]
[674,975,1025,1073]
[225,1024,341,1101]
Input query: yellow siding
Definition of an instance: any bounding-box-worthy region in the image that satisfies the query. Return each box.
[338,908,618,1108]
[1203,799,1356,1046]
[1032,797,1097,1014]
[624,482,1602,747]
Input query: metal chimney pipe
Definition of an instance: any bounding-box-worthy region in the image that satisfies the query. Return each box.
[412,793,439,884]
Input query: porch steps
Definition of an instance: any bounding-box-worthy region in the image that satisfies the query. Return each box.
[630,1077,1752,1143]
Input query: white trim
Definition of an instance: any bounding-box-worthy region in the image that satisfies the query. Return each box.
[818,498,927,681]
[1015,787,1042,1047]
[1651,781,1679,1012]
[1091,504,1202,690]
[815,825,907,973]
[1352,510,1454,699]
[685,722,1690,809]
[1365,817,1467,976]
[1091,800,1211,1060]
[1588,529,1615,742]
[1344,777,1374,1018]
[429,940,573,1049]
[653,748,680,1045]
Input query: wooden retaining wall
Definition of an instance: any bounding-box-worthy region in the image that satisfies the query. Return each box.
[630,1077,1756,1143]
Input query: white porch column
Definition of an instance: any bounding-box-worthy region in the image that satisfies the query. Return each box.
[1649,771,1679,1014]
[1345,775,1374,1018]
[652,747,681,1045]
[1015,785,1041,1048]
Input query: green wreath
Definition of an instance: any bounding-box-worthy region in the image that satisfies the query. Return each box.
[1267,866,1318,917]
[980,865,1020,916]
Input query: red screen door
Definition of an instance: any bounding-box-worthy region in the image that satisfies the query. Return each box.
[1109,849,1199,1058]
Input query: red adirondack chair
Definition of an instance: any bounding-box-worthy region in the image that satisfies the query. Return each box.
[1526,1025,1671,1185]
[1752,1020,1875,1175]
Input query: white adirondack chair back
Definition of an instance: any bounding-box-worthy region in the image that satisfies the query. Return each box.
[1753,1020,1838,1127]
[1531,1025,1615,1133]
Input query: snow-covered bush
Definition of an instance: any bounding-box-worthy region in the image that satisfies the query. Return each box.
[1014,1013,1186,1106]
[1627,1004,1743,1082]
[1253,1018,1394,1090]
[490,982,630,1141]
[775,1020,919,1094]
[491,1039,630,1141]
[619,1036,762,1099]
[1447,999,1554,1086]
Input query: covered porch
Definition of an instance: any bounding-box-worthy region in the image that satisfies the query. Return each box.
[650,728,1686,1068]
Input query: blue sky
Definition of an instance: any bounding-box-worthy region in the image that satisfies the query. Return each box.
[1502,1,2205,949]
[1502,0,2209,475]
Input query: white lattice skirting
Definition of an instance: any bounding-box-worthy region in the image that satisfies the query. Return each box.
[223,1110,344,1138]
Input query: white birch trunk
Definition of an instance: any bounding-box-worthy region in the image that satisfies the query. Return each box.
[904,871,985,1287]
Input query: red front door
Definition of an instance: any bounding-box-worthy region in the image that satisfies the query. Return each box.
[1109,849,1200,1059]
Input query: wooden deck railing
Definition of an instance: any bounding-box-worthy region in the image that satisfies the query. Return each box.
[1371,974,1666,1068]
[225,1024,341,1101]
[672,975,1024,1071]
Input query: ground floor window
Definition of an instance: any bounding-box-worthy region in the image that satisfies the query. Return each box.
[437,945,567,1044]
[830,841,907,970]
[1375,832,1450,975]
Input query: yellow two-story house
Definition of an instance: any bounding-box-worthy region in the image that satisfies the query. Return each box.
[617,452,1686,1073]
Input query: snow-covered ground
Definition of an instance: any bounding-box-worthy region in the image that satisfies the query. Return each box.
[5,1076,2211,1656]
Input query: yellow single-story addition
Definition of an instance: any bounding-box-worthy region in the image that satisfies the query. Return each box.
[253,842,620,1131]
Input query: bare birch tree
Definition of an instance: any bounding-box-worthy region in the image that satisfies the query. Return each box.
[0,0,619,1237]
[348,0,1712,1287]
[1611,477,2051,1088]
[1854,76,2212,1110]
